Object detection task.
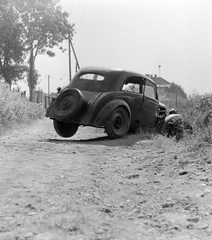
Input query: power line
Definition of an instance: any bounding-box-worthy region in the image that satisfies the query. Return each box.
[76,0,88,38]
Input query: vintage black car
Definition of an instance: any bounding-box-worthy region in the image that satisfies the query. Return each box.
[46,67,182,139]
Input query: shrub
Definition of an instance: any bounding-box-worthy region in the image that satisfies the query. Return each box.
[159,91,212,143]
[0,82,44,135]
[192,94,212,142]
[171,93,212,143]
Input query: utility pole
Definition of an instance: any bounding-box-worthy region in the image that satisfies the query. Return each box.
[70,40,80,71]
[68,33,72,82]
[48,75,50,105]
[75,63,78,73]
[158,65,161,77]
[68,33,80,78]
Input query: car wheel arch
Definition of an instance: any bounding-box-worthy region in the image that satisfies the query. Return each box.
[92,100,131,127]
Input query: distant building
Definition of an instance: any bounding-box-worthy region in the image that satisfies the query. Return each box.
[146,74,171,96]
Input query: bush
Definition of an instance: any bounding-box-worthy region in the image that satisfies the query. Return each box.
[192,94,212,142]
[159,94,189,110]
[0,83,44,135]
[171,93,212,143]
[159,91,212,143]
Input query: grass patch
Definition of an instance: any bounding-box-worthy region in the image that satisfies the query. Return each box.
[0,83,44,135]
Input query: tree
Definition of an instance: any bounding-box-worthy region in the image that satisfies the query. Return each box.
[165,82,187,99]
[14,0,74,101]
[0,0,27,87]
[0,0,74,97]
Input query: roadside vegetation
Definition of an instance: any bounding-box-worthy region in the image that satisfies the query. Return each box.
[135,90,212,147]
[0,83,44,135]
[166,93,212,144]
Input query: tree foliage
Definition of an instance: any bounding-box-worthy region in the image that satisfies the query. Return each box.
[0,0,74,100]
[18,0,74,100]
[0,0,26,86]
[165,82,187,99]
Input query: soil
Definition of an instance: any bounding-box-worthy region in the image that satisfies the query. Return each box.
[0,118,212,240]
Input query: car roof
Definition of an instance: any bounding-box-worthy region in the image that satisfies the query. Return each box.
[70,66,156,91]
[80,66,155,80]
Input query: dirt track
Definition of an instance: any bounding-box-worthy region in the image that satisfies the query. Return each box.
[0,119,212,240]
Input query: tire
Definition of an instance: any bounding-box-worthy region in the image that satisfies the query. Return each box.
[53,120,79,138]
[105,107,130,139]
[53,88,84,122]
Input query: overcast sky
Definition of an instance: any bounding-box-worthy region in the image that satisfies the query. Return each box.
[32,0,212,96]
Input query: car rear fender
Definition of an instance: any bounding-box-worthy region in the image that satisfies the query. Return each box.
[45,98,55,118]
[93,100,131,127]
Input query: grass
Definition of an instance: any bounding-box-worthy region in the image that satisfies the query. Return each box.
[0,82,44,135]
[133,93,212,166]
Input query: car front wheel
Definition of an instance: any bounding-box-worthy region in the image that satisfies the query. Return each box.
[53,120,78,138]
[105,107,130,139]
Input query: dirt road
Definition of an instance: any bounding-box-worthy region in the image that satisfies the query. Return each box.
[0,119,212,240]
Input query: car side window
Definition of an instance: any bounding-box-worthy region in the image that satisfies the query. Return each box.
[144,84,156,99]
[122,76,145,93]
[122,83,140,93]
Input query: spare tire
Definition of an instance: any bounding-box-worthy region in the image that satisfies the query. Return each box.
[53,88,84,122]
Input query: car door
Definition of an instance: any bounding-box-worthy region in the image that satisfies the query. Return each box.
[122,76,146,130]
[138,79,159,128]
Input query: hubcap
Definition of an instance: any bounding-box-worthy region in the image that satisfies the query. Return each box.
[59,96,75,112]
[113,114,123,130]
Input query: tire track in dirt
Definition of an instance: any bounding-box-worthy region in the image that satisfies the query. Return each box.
[0,119,140,239]
[1,119,212,240]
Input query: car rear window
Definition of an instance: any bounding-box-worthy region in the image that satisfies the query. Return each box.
[79,73,104,81]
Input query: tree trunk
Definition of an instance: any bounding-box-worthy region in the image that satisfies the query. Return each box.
[28,50,34,102]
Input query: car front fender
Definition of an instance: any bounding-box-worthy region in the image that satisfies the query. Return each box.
[157,114,183,134]
[93,100,131,127]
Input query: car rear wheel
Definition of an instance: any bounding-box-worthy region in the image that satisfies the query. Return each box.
[53,88,84,122]
[53,120,79,138]
[105,107,130,139]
